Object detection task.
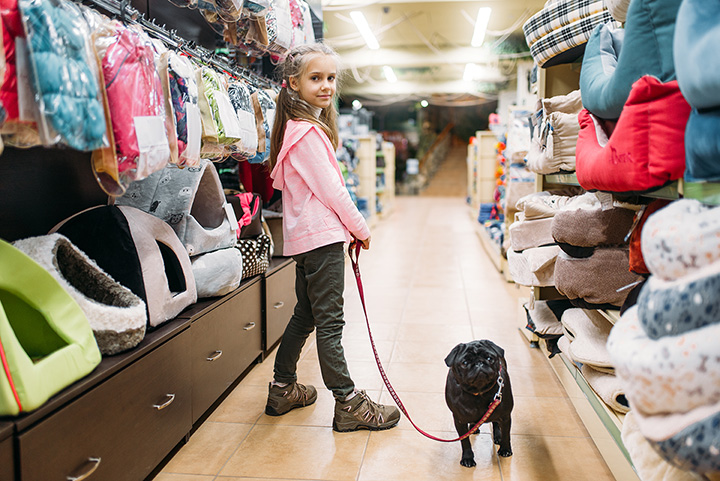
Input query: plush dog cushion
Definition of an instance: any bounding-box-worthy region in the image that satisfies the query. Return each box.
[621,411,703,481]
[561,308,614,370]
[628,199,672,275]
[554,248,642,308]
[523,299,573,337]
[580,364,629,413]
[509,217,555,252]
[506,245,560,287]
[191,247,243,298]
[13,234,146,356]
[608,305,720,415]
[116,160,237,257]
[651,409,720,474]
[637,259,720,340]
[236,233,271,279]
[579,0,682,119]
[515,191,579,220]
[527,90,582,175]
[575,77,690,195]
[684,108,720,183]
[53,205,197,328]
[0,239,101,415]
[523,1,613,68]
[641,199,720,280]
[551,198,635,250]
[605,0,631,23]
[673,0,720,111]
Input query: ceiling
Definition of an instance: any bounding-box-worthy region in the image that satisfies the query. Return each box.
[320,0,546,105]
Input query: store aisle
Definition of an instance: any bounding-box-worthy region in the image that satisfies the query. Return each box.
[154,197,615,481]
[420,140,468,197]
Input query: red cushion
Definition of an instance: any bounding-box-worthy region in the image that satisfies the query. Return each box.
[576,76,690,194]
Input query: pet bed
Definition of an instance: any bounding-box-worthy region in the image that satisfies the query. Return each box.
[684,108,720,183]
[0,239,101,416]
[561,308,614,370]
[641,199,720,280]
[605,0,631,23]
[551,200,636,255]
[52,205,197,328]
[523,1,613,68]
[627,199,672,275]
[523,299,572,336]
[515,191,584,220]
[575,76,690,195]
[116,159,237,257]
[191,247,243,298]
[527,90,582,175]
[580,364,629,413]
[607,305,720,415]
[554,248,642,308]
[506,245,560,287]
[13,234,146,356]
[509,216,555,252]
[636,259,720,340]
[579,0,682,119]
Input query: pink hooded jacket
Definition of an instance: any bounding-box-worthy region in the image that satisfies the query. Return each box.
[270,119,370,256]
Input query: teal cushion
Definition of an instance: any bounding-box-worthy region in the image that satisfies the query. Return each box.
[674,0,720,110]
[580,0,682,119]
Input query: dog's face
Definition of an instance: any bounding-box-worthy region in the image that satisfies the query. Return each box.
[444,340,504,396]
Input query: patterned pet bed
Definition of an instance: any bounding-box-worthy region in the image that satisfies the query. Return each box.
[523,0,613,68]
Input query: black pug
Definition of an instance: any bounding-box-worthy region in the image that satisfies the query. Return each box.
[444,340,513,467]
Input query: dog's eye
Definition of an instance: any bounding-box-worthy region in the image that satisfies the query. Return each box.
[461,360,469,366]
[486,356,492,362]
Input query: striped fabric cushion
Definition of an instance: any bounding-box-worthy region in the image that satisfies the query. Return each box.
[524,0,607,47]
[528,9,614,67]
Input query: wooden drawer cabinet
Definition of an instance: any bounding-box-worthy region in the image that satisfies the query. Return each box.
[17,329,192,481]
[191,280,263,422]
[264,260,296,353]
[0,423,13,481]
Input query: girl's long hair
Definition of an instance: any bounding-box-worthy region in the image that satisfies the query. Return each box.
[269,43,341,171]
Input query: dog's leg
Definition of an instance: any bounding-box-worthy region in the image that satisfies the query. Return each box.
[496,416,512,457]
[454,419,476,467]
[492,421,501,445]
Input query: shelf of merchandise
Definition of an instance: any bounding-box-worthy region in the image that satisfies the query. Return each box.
[475,219,504,274]
[376,141,396,218]
[355,135,378,228]
[467,131,499,213]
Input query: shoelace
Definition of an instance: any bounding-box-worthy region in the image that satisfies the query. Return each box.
[346,391,384,423]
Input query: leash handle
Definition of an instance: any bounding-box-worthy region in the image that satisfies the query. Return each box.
[348,242,501,443]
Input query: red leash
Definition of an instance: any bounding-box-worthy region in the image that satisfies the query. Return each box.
[348,242,502,442]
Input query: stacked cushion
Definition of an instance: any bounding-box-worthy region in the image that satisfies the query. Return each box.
[605,0,631,23]
[575,76,690,195]
[523,0,613,68]
[579,0,683,119]
[526,90,582,175]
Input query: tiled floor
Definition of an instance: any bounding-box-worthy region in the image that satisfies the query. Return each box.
[154,150,616,481]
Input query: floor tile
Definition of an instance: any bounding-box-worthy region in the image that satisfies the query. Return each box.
[153,474,215,481]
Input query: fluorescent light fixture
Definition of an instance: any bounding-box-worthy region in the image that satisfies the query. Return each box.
[471,7,491,47]
[350,11,380,50]
[383,65,397,83]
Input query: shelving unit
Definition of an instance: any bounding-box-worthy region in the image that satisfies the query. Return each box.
[376,141,396,218]
[467,131,499,212]
[354,135,378,227]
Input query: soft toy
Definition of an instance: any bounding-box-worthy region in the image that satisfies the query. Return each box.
[580,0,682,119]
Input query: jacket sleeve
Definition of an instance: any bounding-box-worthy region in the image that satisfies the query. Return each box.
[288,127,371,241]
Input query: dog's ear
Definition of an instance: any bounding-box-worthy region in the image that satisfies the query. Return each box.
[482,340,505,359]
[444,343,467,367]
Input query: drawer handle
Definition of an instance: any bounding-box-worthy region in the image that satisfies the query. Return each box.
[206,350,223,361]
[273,301,285,309]
[243,322,256,331]
[153,393,176,411]
[66,457,101,481]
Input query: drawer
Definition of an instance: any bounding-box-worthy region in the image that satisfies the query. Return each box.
[264,261,296,352]
[191,281,262,421]
[18,329,192,481]
[0,435,13,481]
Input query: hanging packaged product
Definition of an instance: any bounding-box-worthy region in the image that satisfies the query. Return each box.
[227,79,258,160]
[264,0,293,57]
[18,0,108,151]
[0,0,42,148]
[92,22,171,184]
[248,86,276,163]
[197,65,243,160]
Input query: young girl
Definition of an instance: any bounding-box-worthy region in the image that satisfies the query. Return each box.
[265,42,400,432]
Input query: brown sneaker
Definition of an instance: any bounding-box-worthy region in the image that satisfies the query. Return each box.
[265,382,318,416]
[333,390,401,432]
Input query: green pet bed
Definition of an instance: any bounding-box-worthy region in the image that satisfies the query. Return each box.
[0,239,101,416]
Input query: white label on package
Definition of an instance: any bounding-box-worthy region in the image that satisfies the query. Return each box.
[231,0,243,8]
[215,94,243,139]
[15,38,36,122]
[185,104,202,158]
[265,108,276,130]
[236,110,258,150]
[225,203,238,236]
[134,116,168,151]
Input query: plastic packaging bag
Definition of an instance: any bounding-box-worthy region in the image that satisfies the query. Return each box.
[197,65,242,159]
[227,79,258,160]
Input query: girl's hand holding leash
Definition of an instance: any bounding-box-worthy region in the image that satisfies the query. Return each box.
[351,236,371,250]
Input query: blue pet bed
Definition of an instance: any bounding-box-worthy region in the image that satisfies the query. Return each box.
[580,0,683,119]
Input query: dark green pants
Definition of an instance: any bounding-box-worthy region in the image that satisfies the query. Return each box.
[273,242,355,399]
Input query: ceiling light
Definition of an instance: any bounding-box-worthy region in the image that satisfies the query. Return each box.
[383,66,397,83]
[471,7,491,47]
[350,11,380,50]
[420,100,429,108]
[464,63,478,82]
[352,99,363,110]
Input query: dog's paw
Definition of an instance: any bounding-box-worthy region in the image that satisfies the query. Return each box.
[460,454,476,468]
[497,448,513,457]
